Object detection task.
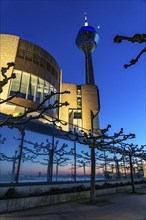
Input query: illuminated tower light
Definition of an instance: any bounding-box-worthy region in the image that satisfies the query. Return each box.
[76,12,100,85]
[84,12,88,26]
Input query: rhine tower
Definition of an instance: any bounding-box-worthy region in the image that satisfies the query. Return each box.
[75,12,100,85]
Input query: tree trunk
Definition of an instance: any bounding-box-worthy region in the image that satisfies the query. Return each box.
[74,141,76,182]
[90,147,95,201]
[129,154,135,193]
[15,129,25,183]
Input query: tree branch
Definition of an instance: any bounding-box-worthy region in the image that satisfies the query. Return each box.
[0,62,15,93]
[114,33,146,68]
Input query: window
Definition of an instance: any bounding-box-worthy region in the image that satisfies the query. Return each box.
[9,70,59,109]
[69,109,82,131]
[77,89,81,95]
[25,51,33,62]
[49,84,54,105]
[54,70,58,80]
[17,49,25,59]
[33,54,40,65]
[16,48,59,83]
[9,70,21,96]
[52,66,55,76]
[40,58,46,68]
[47,62,52,72]
[44,81,50,106]
[77,85,81,96]
[77,98,81,108]
[19,72,30,99]
[74,112,82,119]
[36,78,44,103]
[28,75,37,101]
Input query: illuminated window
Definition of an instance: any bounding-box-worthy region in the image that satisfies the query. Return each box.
[77,89,81,95]
[19,72,30,99]
[69,109,82,131]
[36,78,44,103]
[77,98,81,108]
[9,70,59,107]
[44,81,50,106]
[77,85,81,96]
[49,84,54,104]
[28,75,37,101]
[9,70,21,96]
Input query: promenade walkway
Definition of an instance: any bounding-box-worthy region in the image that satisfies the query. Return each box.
[1,188,146,220]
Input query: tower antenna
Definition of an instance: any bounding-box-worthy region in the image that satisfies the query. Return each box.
[84,12,88,26]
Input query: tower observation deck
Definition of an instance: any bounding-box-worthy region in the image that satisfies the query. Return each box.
[75,13,100,85]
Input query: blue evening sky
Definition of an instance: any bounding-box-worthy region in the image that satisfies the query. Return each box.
[0,0,146,146]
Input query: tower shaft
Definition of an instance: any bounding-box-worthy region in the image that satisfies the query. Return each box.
[85,52,95,85]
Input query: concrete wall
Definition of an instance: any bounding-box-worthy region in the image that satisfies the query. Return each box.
[0,34,19,100]
[0,182,90,198]
[60,84,77,131]
[81,85,100,131]
[0,184,146,213]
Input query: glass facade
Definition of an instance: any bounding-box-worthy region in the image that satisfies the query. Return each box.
[0,122,142,184]
[0,124,91,183]
[9,69,58,111]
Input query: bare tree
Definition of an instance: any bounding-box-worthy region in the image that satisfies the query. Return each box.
[63,125,135,201]
[119,143,146,192]
[0,134,6,144]
[0,91,70,127]
[14,137,70,182]
[0,150,19,182]
[114,34,146,68]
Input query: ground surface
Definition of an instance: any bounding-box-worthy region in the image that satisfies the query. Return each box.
[1,189,146,220]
